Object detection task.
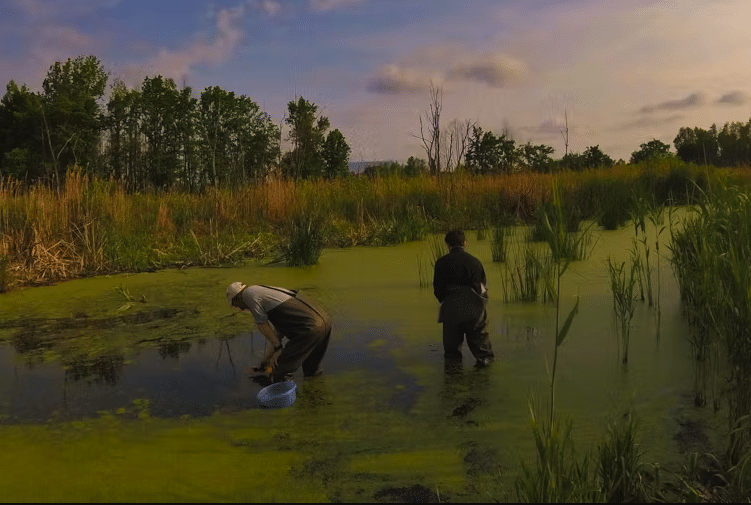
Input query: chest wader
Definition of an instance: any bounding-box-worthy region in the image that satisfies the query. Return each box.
[262,287,332,381]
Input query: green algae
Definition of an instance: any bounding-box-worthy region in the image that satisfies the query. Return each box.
[0,213,730,501]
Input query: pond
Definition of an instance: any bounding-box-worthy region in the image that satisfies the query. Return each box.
[0,217,726,502]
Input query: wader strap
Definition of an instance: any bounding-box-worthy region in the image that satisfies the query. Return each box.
[259,285,326,320]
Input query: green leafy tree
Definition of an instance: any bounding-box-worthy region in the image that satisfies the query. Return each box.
[104,79,143,189]
[673,125,719,166]
[717,119,751,167]
[560,152,587,171]
[582,145,614,169]
[629,139,672,164]
[0,81,45,180]
[41,55,108,186]
[198,86,279,187]
[520,142,555,172]
[321,129,351,178]
[140,76,188,189]
[282,96,329,179]
[404,156,427,176]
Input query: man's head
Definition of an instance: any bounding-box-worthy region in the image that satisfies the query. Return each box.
[444,230,466,248]
[226,282,247,308]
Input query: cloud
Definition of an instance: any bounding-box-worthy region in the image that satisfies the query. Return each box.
[716,90,748,106]
[253,0,283,17]
[122,3,247,85]
[614,114,684,132]
[447,53,527,88]
[640,92,705,113]
[366,64,437,95]
[308,0,364,12]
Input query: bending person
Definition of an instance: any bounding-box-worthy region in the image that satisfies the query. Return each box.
[226,282,331,383]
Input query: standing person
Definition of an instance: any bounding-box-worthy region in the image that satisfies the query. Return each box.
[226,282,331,383]
[433,230,495,367]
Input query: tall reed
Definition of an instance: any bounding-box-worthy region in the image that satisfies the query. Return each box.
[516,180,589,502]
[490,224,508,262]
[607,255,639,365]
[669,179,751,464]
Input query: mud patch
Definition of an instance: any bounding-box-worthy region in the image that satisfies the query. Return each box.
[460,440,499,476]
[373,484,440,503]
[674,418,711,454]
[448,397,483,421]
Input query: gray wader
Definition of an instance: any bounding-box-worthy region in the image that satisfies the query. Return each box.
[265,289,332,382]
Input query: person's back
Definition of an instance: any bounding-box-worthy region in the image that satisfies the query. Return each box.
[432,230,494,367]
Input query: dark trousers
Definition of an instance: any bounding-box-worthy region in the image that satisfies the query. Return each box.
[273,321,331,381]
[442,310,494,363]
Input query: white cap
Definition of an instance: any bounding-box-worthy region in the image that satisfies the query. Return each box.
[226,282,247,306]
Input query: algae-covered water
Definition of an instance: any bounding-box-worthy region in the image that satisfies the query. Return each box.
[0,218,726,502]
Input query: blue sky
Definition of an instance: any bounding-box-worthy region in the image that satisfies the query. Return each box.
[1,0,750,162]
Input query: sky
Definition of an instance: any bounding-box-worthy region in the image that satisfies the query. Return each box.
[1,0,750,163]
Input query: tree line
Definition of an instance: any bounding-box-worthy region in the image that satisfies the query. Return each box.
[0,55,351,191]
[3,56,751,188]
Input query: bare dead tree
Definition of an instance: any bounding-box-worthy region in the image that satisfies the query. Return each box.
[417,83,442,176]
[453,118,475,171]
[560,106,569,157]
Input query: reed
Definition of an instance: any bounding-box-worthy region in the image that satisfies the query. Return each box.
[597,416,652,502]
[502,241,546,303]
[669,179,751,464]
[607,255,639,365]
[0,162,741,288]
[0,255,10,292]
[490,223,508,262]
[274,215,325,266]
[416,234,445,288]
[515,180,591,503]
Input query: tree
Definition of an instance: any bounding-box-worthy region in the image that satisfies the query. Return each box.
[404,156,427,176]
[0,81,44,180]
[417,83,443,176]
[321,129,350,178]
[582,145,614,169]
[717,120,751,167]
[520,142,555,173]
[560,152,587,171]
[629,139,672,164]
[282,96,329,179]
[41,55,108,186]
[465,126,519,174]
[103,79,143,189]
[140,76,184,189]
[673,125,719,166]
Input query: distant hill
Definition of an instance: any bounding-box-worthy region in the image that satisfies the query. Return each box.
[348,160,398,174]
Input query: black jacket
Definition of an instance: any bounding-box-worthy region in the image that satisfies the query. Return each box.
[433,246,488,324]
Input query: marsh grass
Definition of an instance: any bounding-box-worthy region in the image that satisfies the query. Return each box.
[501,240,547,303]
[274,215,325,266]
[0,254,10,292]
[669,179,751,465]
[516,180,589,502]
[490,224,508,262]
[417,235,445,288]
[0,162,738,287]
[597,416,653,502]
[607,255,639,365]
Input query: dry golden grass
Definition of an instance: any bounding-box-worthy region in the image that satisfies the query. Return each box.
[0,163,746,290]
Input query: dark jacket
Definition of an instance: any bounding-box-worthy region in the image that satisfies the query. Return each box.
[433,246,488,324]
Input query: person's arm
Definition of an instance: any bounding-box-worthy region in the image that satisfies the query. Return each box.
[256,321,283,372]
[433,258,447,302]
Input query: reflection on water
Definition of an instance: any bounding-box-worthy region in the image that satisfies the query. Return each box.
[0,317,421,424]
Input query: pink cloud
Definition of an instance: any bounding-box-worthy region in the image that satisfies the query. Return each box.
[121,3,247,85]
[308,0,363,12]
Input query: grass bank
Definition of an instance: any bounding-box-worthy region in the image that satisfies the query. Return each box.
[0,159,743,290]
